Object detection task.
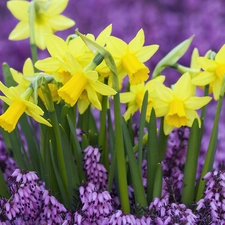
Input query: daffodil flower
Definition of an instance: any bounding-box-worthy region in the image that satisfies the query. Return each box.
[0,82,52,132]
[106,29,159,85]
[154,73,211,135]
[192,44,225,100]
[35,25,112,83]
[7,0,75,50]
[120,76,165,121]
[57,52,117,113]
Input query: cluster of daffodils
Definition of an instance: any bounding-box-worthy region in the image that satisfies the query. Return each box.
[2,0,225,224]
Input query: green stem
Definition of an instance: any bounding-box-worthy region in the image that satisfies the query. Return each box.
[182,119,200,205]
[29,2,38,67]
[152,163,163,199]
[158,117,168,161]
[196,93,224,201]
[114,93,130,213]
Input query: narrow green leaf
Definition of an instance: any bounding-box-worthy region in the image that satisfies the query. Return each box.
[152,36,194,78]
[146,108,159,203]
[0,170,9,198]
[152,163,163,199]
[122,119,147,209]
[2,63,16,87]
[182,119,200,205]
[158,117,168,161]
[138,91,148,174]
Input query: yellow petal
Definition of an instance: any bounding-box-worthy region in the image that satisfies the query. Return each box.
[8,21,29,40]
[48,15,75,31]
[7,1,29,21]
[215,44,225,64]
[45,35,67,57]
[136,45,159,63]
[96,24,112,46]
[190,48,200,69]
[128,29,144,53]
[184,96,211,110]
[213,78,221,100]
[0,96,13,106]
[35,57,61,72]
[191,71,215,86]
[35,24,52,50]
[44,0,69,16]
[86,85,102,110]
[185,109,200,127]
[0,82,15,100]
[65,51,83,72]
[163,122,174,135]
[120,92,135,103]
[123,104,139,121]
[153,101,169,117]
[89,80,117,96]
[197,57,217,71]
[106,36,127,58]
[23,58,34,76]
[155,83,173,103]
[78,99,90,114]
[173,73,191,100]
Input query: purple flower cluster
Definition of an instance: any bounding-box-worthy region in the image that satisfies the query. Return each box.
[0,169,66,225]
[196,170,225,224]
[83,146,108,190]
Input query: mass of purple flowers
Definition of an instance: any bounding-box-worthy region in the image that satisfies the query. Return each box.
[0,127,225,224]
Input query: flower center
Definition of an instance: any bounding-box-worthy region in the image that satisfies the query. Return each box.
[0,100,26,132]
[165,99,188,128]
[122,54,149,85]
[215,64,225,83]
[58,73,88,106]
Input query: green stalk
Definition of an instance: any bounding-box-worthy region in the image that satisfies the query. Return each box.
[181,119,200,205]
[99,80,109,170]
[28,2,38,67]
[196,79,225,201]
[158,117,168,161]
[137,91,148,174]
[152,163,163,199]
[146,108,159,203]
[114,93,130,213]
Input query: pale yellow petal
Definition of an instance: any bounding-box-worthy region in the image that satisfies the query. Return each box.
[191,71,215,86]
[185,109,200,127]
[23,58,34,76]
[153,101,169,117]
[120,92,135,103]
[155,83,173,103]
[96,24,112,46]
[0,82,15,100]
[215,44,225,64]
[35,24,52,50]
[184,96,211,110]
[123,104,139,121]
[136,45,159,62]
[173,73,191,100]
[7,1,29,21]
[47,15,75,31]
[0,96,13,106]
[44,0,69,16]
[164,121,174,135]
[45,35,67,57]
[128,29,144,53]
[89,80,117,96]
[106,36,127,58]
[213,78,221,100]
[78,99,90,114]
[8,21,29,40]
[190,48,200,69]
[66,51,83,72]
[35,57,61,72]
[86,86,102,110]
[197,57,217,71]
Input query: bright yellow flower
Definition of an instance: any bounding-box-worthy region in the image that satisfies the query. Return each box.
[154,73,211,135]
[0,82,52,132]
[106,29,159,85]
[120,76,165,121]
[7,0,75,50]
[192,44,225,100]
[57,52,117,113]
[35,25,112,83]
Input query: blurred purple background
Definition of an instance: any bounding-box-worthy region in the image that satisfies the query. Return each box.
[1,0,225,166]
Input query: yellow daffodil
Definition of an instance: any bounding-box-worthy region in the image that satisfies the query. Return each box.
[35,25,112,84]
[0,82,52,132]
[106,29,159,85]
[154,73,211,135]
[120,76,165,121]
[192,44,225,100]
[7,0,75,50]
[57,52,117,113]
